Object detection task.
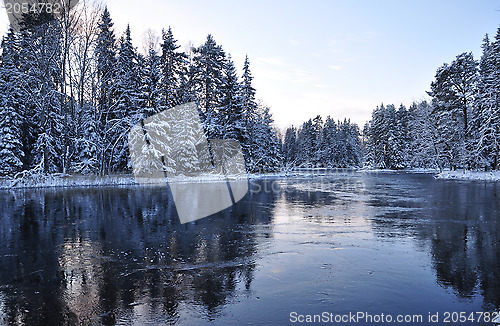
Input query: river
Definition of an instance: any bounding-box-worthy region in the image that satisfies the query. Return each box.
[0,171,499,325]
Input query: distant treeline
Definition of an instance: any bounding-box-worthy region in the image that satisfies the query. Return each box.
[281,116,361,168]
[286,24,500,171]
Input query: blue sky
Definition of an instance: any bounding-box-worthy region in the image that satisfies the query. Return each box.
[1,0,500,128]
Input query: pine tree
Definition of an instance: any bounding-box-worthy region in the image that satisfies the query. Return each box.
[393,104,410,169]
[141,46,162,115]
[17,10,65,173]
[428,53,478,169]
[71,101,99,174]
[107,25,141,172]
[96,7,116,124]
[471,33,500,170]
[240,55,259,169]
[159,27,187,108]
[337,119,361,167]
[366,104,387,168]
[95,6,117,174]
[320,117,337,167]
[218,55,245,142]
[0,30,24,175]
[282,126,297,167]
[296,119,315,167]
[311,115,323,166]
[408,101,440,169]
[192,34,226,139]
[253,104,281,172]
[114,26,141,117]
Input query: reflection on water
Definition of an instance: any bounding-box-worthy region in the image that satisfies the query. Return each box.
[0,186,275,325]
[0,172,499,325]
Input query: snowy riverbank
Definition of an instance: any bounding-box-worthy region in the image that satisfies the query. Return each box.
[0,173,139,190]
[435,170,500,182]
[0,172,282,190]
[3,168,500,190]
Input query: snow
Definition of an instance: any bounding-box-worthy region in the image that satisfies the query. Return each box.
[0,172,251,190]
[3,168,500,190]
[435,170,500,182]
[359,168,439,174]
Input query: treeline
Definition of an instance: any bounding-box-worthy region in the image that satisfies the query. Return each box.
[281,116,361,168]
[0,4,281,176]
[365,25,500,171]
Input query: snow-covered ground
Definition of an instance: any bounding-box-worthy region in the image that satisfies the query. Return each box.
[435,170,500,182]
[359,168,439,174]
[3,168,499,190]
[0,173,252,190]
[0,173,139,189]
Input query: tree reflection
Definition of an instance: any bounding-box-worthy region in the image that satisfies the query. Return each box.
[365,174,500,310]
[0,182,276,325]
[426,181,500,310]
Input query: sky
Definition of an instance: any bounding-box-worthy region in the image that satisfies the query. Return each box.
[1,0,500,128]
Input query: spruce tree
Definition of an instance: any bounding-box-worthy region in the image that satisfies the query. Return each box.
[193,34,226,139]
[159,27,187,108]
[95,7,117,174]
[107,25,141,172]
[141,46,162,115]
[240,55,259,169]
[282,126,297,167]
[429,53,478,169]
[320,117,337,167]
[0,31,24,175]
[18,10,65,173]
[96,7,116,124]
[218,55,244,141]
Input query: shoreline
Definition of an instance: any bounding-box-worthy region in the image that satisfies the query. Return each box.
[434,170,500,182]
[1,168,498,190]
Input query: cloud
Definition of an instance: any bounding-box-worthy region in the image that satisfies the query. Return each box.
[292,69,315,84]
[328,65,342,71]
[255,57,287,66]
[289,38,300,46]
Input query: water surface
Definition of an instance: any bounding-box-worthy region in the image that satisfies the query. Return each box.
[0,171,499,325]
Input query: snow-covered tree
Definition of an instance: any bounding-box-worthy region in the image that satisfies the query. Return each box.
[337,119,361,167]
[319,117,337,167]
[218,55,245,142]
[107,25,142,172]
[251,103,281,172]
[95,6,116,124]
[282,126,297,167]
[311,115,323,166]
[407,101,440,169]
[192,34,226,139]
[296,119,315,167]
[18,11,66,173]
[0,31,24,175]
[159,27,187,108]
[428,53,478,169]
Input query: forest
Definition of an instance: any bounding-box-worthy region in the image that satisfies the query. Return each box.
[282,26,500,172]
[0,3,281,176]
[1,2,500,177]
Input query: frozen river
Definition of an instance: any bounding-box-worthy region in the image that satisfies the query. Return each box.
[0,171,499,325]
